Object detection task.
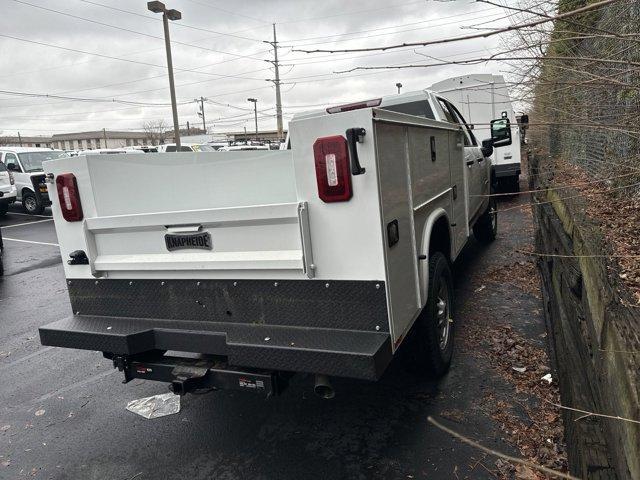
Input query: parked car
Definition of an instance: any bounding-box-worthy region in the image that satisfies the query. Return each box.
[207,142,230,151]
[0,160,17,217]
[157,143,215,152]
[217,144,270,151]
[76,148,143,155]
[39,89,511,400]
[0,147,67,215]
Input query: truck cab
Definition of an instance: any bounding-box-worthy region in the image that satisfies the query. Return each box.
[293,88,505,226]
[0,147,68,215]
[431,74,522,192]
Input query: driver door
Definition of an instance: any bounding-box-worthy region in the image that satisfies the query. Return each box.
[436,98,486,221]
[3,153,27,201]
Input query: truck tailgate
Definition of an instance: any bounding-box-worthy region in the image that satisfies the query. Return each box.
[54,151,315,278]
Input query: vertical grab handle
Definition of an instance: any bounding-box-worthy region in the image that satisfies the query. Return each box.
[345,128,366,175]
[430,136,436,162]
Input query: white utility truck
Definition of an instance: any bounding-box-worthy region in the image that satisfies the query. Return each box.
[431,74,522,192]
[39,91,512,398]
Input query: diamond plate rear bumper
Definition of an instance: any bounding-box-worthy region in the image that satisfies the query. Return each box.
[39,315,393,381]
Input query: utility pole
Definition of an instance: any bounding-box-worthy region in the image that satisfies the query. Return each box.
[195,96,207,133]
[17,132,23,146]
[102,128,107,148]
[247,98,258,140]
[265,24,284,141]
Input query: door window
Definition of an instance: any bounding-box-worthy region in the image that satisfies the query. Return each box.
[4,153,21,172]
[447,102,478,146]
[437,98,476,146]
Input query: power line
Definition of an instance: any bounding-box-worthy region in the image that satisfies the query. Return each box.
[293,0,621,53]
[182,0,268,25]
[0,89,192,106]
[279,6,498,43]
[77,0,265,43]
[282,8,509,48]
[8,0,267,62]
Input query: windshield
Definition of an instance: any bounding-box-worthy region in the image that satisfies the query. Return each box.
[17,151,68,172]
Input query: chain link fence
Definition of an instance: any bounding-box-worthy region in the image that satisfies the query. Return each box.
[529,0,640,184]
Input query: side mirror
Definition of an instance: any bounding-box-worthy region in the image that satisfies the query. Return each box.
[6,163,19,172]
[490,118,512,147]
[481,139,494,158]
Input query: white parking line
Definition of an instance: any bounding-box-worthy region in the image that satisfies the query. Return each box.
[2,237,59,247]
[7,211,52,218]
[1,218,54,229]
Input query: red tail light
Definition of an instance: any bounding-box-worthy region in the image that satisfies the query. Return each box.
[313,136,352,203]
[56,173,83,222]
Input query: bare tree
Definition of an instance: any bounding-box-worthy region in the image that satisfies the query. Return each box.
[142,120,168,146]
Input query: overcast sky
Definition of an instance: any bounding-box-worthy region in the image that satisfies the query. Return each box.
[0,0,519,137]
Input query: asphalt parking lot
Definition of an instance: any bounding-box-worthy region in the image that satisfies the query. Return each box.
[0,191,556,480]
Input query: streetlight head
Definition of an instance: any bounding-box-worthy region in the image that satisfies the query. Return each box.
[147,1,165,13]
[247,98,257,103]
[396,82,402,88]
[166,8,181,20]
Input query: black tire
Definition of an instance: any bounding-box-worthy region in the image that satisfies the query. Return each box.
[404,251,455,377]
[22,192,44,215]
[473,198,497,244]
[0,203,8,217]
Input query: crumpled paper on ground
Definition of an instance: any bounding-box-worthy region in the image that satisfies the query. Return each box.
[126,392,180,419]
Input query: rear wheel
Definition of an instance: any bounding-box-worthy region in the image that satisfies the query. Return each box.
[22,192,44,215]
[404,251,455,377]
[473,198,497,244]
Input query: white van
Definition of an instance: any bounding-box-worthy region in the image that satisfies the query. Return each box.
[431,74,522,191]
[0,147,67,214]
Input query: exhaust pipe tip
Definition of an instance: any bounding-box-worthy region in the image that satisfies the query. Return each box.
[313,374,335,399]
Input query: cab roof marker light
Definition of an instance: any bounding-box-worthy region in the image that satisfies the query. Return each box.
[326,98,382,114]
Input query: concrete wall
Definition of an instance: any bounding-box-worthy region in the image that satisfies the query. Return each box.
[531,155,640,480]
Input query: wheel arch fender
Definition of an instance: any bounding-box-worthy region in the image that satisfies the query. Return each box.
[21,187,35,199]
[418,208,453,306]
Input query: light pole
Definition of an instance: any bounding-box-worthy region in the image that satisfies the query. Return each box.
[147,1,182,149]
[247,98,258,141]
[396,82,402,94]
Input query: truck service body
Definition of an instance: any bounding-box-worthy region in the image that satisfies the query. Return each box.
[430,74,522,191]
[39,91,508,398]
